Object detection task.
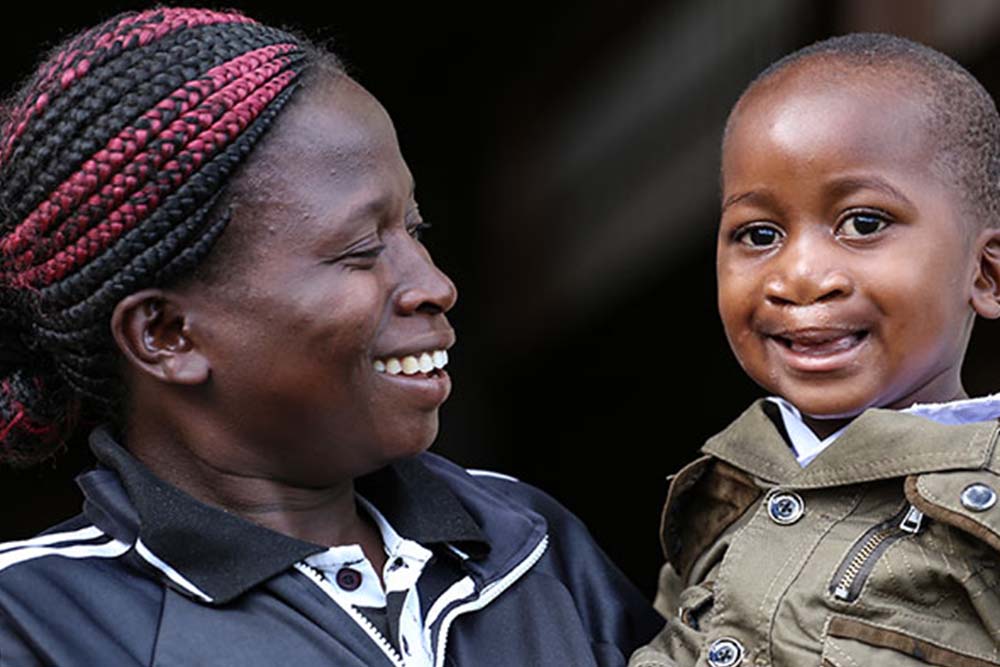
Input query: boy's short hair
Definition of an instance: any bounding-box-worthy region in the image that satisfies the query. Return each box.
[730,33,1000,229]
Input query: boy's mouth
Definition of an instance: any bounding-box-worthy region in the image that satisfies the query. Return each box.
[772,329,869,355]
[766,328,870,372]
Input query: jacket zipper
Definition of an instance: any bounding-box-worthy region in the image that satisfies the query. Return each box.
[829,504,925,602]
[433,534,549,667]
[294,562,406,667]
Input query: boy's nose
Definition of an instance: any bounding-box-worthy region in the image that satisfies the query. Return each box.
[764,238,853,306]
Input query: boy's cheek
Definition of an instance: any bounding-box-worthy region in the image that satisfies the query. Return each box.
[717,291,757,341]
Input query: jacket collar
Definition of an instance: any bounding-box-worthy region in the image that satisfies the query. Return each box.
[703,400,1000,488]
[79,427,488,605]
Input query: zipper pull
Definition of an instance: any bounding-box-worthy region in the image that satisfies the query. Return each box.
[899,505,925,534]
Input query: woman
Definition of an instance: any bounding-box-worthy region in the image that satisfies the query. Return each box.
[0,8,660,666]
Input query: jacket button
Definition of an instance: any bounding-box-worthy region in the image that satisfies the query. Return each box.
[707,637,744,667]
[960,483,997,512]
[767,491,805,525]
[335,567,363,591]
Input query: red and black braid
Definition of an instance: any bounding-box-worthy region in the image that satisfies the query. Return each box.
[0,8,318,465]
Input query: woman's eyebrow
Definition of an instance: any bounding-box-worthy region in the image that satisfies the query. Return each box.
[340,193,396,224]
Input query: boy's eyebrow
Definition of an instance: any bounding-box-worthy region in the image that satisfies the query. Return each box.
[721,176,914,213]
[827,176,913,206]
[722,190,773,212]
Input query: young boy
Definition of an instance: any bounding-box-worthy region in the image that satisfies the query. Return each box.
[630,34,1000,667]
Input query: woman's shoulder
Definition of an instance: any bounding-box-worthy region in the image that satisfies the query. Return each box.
[0,514,126,579]
[414,452,664,658]
[0,513,164,666]
[0,510,158,605]
[416,452,588,531]
[414,451,635,587]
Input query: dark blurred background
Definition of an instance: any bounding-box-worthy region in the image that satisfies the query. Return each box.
[2,0,1000,598]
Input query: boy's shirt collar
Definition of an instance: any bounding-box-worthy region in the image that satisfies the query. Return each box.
[768,394,1000,467]
[905,393,1000,424]
[702,399,1000,488]
[765,398,846,467]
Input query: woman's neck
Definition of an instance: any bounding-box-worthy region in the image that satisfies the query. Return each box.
[124,420,387,573]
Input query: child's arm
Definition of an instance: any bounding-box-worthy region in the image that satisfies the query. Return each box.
[629,457,762,667]
[904,471,1000,644]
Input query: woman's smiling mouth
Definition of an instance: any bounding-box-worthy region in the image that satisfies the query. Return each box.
[766,328,870,372]
[371,348,452,406]
[373,349,449,376]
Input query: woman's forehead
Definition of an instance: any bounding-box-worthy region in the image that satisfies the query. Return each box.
[238,74,401,191]
[198,74,412,270]
[275,75,390,147]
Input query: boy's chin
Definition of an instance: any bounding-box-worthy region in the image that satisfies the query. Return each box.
[796,403,869,421]
[797,412,857,438]
[785,401,867,439]
[774,389,875,423]
[768,378,886,421]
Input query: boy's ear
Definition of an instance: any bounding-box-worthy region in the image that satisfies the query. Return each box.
[110,289,210,385]
[971,227,1000,319]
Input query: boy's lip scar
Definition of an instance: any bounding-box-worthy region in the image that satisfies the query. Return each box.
[765,329,869,365]
[766,327,868,343]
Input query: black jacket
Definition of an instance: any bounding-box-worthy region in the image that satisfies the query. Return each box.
[0,429,661,666]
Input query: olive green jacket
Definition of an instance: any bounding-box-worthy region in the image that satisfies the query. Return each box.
[630,401,1000,667]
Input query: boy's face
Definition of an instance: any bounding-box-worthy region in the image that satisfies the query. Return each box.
[718,63,987,426]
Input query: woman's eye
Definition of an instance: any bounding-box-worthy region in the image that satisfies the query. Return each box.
[408,222,431,241]
[838,212,890,238]
[333,245,385,265]
[351,247,384,259]
[735,224,783,247]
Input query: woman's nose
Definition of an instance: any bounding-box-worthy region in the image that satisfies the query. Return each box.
[764,236,853,306]
[394,243,458,316]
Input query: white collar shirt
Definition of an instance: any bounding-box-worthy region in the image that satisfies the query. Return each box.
[300,496,435,665]
[768,393,1000,467]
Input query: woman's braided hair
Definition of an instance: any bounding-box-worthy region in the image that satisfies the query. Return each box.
[0,8,313,465]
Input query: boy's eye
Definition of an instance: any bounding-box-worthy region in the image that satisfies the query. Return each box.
[837,212,890,238]
[735,223,783,247]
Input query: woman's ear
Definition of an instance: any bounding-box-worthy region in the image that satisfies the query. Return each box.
[110,289,210,385]
[971,227,1000,319]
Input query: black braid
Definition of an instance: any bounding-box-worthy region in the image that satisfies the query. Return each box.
[37,78,303,329]
[0,8,333,465]
[1,24,297,229]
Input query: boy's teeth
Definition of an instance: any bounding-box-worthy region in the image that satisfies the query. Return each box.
[786,332,864,355]
[374,349,450,375]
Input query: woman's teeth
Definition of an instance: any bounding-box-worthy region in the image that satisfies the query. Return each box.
[373,350,449,375]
